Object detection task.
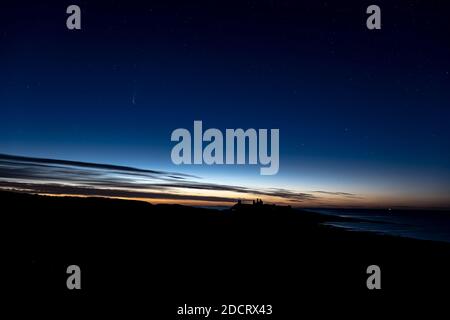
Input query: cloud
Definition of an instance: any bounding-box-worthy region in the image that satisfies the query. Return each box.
[0,181,234,203]
[309,190,362,199]
[0,153,358,205]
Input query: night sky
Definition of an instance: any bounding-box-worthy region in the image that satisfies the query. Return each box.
[1,0,449,208]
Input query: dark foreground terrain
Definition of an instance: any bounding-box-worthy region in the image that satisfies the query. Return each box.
[20,191,450,317]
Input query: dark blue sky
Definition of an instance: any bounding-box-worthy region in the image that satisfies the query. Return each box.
[1,1,449,207]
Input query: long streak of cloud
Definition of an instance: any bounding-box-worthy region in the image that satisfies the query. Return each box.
[0,153,359,205]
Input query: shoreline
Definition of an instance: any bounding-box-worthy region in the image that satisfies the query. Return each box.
[18,189,450,301]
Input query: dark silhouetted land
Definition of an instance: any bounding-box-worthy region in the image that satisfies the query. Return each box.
[19,191,449,316]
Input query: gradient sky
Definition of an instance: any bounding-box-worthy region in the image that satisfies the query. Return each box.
[1,1,449,208]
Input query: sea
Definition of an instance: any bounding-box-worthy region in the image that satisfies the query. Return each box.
[305,208,450,243]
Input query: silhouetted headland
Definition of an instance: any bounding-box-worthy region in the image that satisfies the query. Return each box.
[20,190,450,314]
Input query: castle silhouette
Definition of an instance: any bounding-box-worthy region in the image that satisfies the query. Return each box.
[231,198,291,212]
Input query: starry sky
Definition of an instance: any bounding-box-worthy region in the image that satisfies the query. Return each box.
[1,0,449,208]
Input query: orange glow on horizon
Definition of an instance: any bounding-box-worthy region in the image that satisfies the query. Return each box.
[3,187,448,209]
